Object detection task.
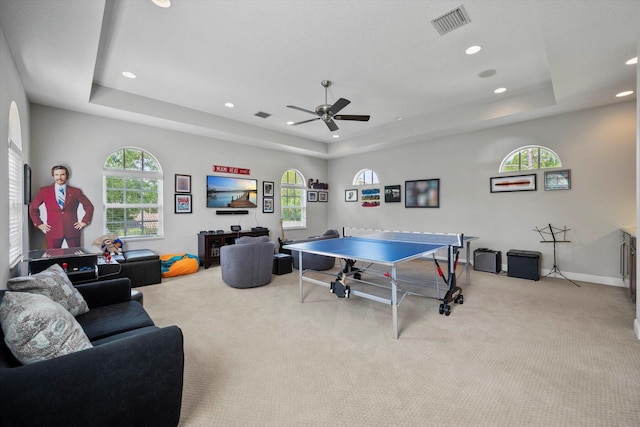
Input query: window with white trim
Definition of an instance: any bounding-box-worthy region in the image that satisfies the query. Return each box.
[103,148,163,238]
[353,169,379,186]
[8,101,23,267]
[499,145,562,172]
[280,169,306,229]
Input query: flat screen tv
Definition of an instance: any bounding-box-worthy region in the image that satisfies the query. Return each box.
[206,176,258,208]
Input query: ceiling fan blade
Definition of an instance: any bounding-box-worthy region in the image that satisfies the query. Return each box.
[287,105,317,115]
[325,119,339,132]
[328,98,350,115]
[334,114,370,122]
[291,118,320,126]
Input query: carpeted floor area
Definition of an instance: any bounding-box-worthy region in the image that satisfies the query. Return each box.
[139,260,640,426]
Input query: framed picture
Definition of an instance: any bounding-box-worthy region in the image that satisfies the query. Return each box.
[175,194,192,213]
[384,185,401,203]
[490,174,537,193]
[345,189,358,202]
[307,191,318,202]
[405,179,439,208]
[544,169,571,191]
[23,164,31,204]
[263,181,274,197]
[318,191,328,202]
[263,198,274,213]
[175,174,191,193]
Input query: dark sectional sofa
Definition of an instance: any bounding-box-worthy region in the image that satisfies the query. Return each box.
[0,277,184,427]
[286,229,340,271]
[109,249,162,287]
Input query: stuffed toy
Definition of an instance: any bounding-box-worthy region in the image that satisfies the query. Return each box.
[92,234,123,255]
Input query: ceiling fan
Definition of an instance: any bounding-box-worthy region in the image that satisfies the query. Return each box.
[287,80,370,132]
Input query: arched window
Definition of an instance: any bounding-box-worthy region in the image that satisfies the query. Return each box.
[8,101,23,266]
[103,148,163,238]
[280,169,306,229]
[353,169,379,185]
[499,145,561,172]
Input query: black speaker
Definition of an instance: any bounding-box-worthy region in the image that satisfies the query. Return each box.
[216,210,249,215]
[474,249,502,273]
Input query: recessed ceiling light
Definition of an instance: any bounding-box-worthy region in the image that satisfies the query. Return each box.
[122,71,136,79]
[626,57,638,65]
[151,0,171,8]
[395,116,404,121]
[478,69,497,78]
[616,91,634,97]
[286,121,294,125]
[332,135,340,138]
[224,102,235,108]
[494,87,507,94]
[465,45,482,55]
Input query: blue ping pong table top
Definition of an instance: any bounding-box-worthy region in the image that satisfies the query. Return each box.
[284,236,446,265]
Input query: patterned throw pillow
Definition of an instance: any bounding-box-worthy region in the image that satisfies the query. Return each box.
[0,292,93,365]
[8,263,89,316]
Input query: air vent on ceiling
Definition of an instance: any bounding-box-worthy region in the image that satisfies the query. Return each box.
[431,5,471,36]
[254,111,271,119]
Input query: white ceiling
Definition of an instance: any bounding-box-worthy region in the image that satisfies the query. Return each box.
[0,0,638,159]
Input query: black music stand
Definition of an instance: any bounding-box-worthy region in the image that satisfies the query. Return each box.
[534,224,580,287]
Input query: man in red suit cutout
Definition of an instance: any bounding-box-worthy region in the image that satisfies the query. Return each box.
[29,165,94,249]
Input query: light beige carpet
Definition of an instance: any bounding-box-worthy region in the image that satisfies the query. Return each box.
[139,261,640,426]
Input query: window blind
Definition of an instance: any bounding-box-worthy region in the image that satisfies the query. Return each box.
[8,142,23,267]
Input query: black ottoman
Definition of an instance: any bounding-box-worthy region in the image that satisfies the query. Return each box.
[111,249,162,287]
[273,253,292,275]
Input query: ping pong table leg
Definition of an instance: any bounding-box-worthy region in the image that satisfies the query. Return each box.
[298,251,304,303]
[391,265,398,339]
[466,241,471,286]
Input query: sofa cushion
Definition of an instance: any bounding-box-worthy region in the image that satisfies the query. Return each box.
[122,249,159,263]
[90,325,159,346]
[0,292,92,365]
[76,301,155,341]
[7,263,89,316]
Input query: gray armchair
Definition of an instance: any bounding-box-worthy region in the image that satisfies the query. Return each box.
[221,236,276,288]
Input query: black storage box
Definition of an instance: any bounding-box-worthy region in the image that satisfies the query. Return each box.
[507,250,541,281]
[474,249,501,273]
[273,253,292,275]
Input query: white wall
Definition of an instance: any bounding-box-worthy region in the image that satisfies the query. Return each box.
[28,105,330,256]
[0,25,30,285]
[328,101,637,285]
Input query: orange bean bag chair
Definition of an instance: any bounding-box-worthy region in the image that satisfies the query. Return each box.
[160,253,200,278]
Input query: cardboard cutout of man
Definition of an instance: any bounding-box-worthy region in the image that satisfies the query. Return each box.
[29,165,94,249]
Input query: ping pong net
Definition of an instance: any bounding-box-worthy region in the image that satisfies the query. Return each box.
[342,227,464,248]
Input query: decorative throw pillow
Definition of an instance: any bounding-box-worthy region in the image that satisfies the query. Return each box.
[8,263,89,316]
[0,292,93,365]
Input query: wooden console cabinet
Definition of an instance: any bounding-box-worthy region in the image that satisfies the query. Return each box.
[198,229,269,268]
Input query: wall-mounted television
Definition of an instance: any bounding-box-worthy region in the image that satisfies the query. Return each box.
[206,176,258,208]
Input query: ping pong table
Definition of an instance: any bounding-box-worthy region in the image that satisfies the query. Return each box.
[283,228,478,339]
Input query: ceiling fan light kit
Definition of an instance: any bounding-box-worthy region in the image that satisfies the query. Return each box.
[287,80,370,132]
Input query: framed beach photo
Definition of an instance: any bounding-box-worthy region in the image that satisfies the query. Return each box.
[318,191,328,202]
[307,191,318,202]
[175,174,191,193]
[175,194,192,213]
